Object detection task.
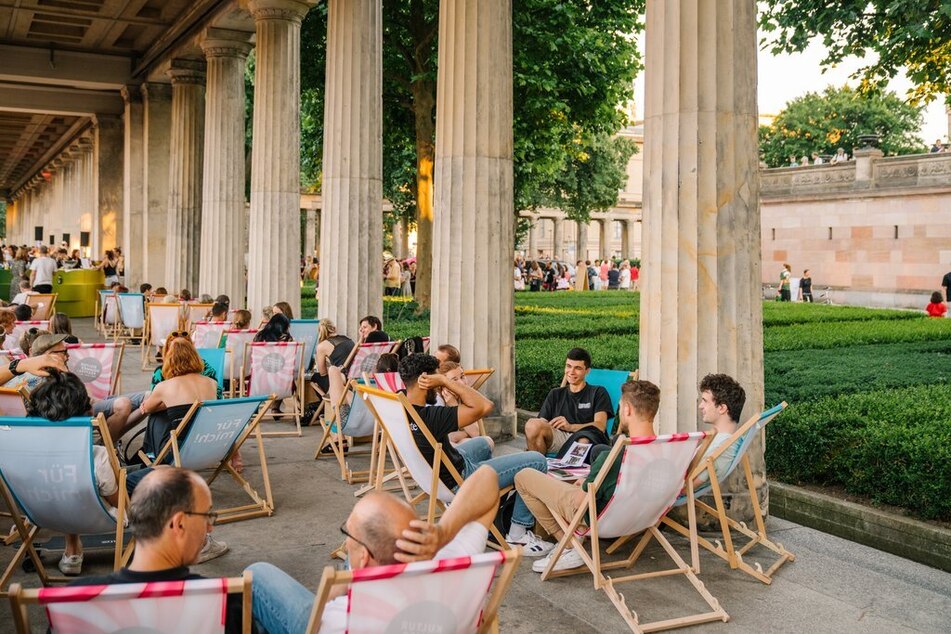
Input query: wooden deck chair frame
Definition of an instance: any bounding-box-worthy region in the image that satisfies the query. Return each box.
[356,385,511,551]
[113,292,146,343]
[462,368,496,436]
[141,302,184,369]
[26,293,56,320]
[182,302,215,331]
[222,329,258,397]
[94,290,117,337]
[0,385,29,418]
[0,414,134,596]
[140,396,276,524]
[241,342,305,437]
[538,432,728,634]
[659,401,794,585]
[305,549,521,634]
[8,570,253,634]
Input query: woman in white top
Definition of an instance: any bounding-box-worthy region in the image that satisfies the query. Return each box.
[619,260,632,290]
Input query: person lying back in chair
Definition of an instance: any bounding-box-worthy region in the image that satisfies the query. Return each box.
[246,465,501,634]
[695,373,745,487]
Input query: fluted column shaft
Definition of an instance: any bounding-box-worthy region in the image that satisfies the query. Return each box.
[552,217,564,260]
[599,218,611,259]
[304,208,317,259]
[200,32,252,303]
[576,221,588,261]
[318,0,382,336]
[165,62,205,292]
[526,218,536,257]
[432,0,515,433]
[641,0,763,519]
[620,220,630,259]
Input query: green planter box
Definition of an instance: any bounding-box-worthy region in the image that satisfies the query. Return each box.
[0,269,10,302]
[53,268,104,318]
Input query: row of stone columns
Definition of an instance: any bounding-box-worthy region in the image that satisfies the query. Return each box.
[523,216,641,260]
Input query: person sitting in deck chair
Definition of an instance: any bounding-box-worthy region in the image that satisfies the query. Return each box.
[515,379,659,573]
[399,353,553,556]
[70,468,250,633]
[246,465,501,634]
[312,318,355,393]
[523,347,614,455]
[438,360,493,449]
[695,373,745,487]
[357,314,389,343]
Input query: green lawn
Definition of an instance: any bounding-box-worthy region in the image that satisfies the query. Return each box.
[301,284,951,520]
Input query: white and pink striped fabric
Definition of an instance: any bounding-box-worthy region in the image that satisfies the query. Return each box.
[38,578,230,634]
[344,551,507,633]
[346,341,396,380]
[224,329,258,380]
[247,342,302,399]
[372,371,405,393]
[66,343,121,400]
[191,321,231,349]
[3,320,49,352]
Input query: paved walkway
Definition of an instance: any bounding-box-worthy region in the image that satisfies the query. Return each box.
[2,319,950,632]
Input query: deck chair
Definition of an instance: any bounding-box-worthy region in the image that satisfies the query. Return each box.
[305,549,521,634]
[289,319,320,371]
[537,432,727,633]
[198,347,228,395]
[350,372,414,498]
[223,329,258,396]
[114,292,145,342]
[183,302,215,331]
[344,340,399,381]
[66,343,124,400]
[142,302,182,369]
[660,402,794,585]
[242,341,304,437]
[94,289,111,334]
[0,415,133,596]
[192,321,230,349]
[356,385,511,549]
[3,320,50,352]
[26,293,56,320]
[422,335,431,352]
[560,368,639,436]
[9,571,252,634]
[371,371,404,393]
[0,386,29,416]
[143,396,275,524]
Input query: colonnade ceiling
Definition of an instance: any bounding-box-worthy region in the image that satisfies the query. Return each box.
[0,0,235,198]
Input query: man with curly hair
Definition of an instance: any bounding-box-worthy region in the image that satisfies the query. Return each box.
[696,373,746,487]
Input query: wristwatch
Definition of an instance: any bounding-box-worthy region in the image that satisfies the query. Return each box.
[8,358,22,376]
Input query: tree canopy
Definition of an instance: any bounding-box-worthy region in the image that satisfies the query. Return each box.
[759,0,951,106]
[758,85,926,168]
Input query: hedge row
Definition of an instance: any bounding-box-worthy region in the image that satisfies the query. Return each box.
[766,384,951,521]
[763,317,951,352]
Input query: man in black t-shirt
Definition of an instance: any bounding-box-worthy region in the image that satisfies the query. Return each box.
[525,347,614,455]
[71,468,252,634]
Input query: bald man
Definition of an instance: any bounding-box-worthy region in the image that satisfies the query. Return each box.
[247,465,501,634]
[71,467,246,633]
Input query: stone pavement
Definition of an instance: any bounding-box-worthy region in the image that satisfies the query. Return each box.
[1,319,950,632]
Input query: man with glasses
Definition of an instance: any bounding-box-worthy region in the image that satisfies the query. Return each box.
[70,467,247,633]
[246,465,501,634]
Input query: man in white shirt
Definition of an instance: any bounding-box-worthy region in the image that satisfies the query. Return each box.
[10,280,31,305]
[246,465,500,634]
[695,373,746,487]
[29,245,57,293]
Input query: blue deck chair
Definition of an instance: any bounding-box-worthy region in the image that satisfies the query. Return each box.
[0,415,133,594]
[289,319,320,371]
[114,292,145,343]
[197,347,227,396]
[314,378,383,485]
[144,395,275,524]
[658,401,794,584]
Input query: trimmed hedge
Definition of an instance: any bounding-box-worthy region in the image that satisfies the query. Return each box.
[766,384,951,521]
[764,317,951,352]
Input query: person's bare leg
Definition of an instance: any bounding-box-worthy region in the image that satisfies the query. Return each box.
[328,366,351,409]
[104,397,132,442]
[524,418,553,453]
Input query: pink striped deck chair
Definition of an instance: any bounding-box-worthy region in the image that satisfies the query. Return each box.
[3,320,50,352]
[142,303,182,369]
[223,329,258,396]
[537,432,728,633]
[344,341,398,381]
[9,572,252,634]
[371,371,404,392]
[306,550,521,634]
[66,343,125,400]
[192,321,231,349]
[422,336,431,352]
[183,302,214,331]
[242,341,304,437]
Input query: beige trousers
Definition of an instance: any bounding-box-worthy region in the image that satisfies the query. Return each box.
[515,469,584,539]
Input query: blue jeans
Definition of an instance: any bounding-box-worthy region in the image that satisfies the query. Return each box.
[246,562,315,634]
[454,437,547,529]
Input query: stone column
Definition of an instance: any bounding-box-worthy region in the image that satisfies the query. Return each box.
[620,219,630,259]
[552,217,564,261]
[248,0,314,318]
[199,31,253,303]
[641,0,763,516]
[576,221,588,261]
[318,0,382,336]
[599,218,611,259]
[314,210,321,258]
[165,60,205,293]
[527,218,537,257]
[854,146,883,184]
[141,83,172,285]
[121,85,145,288]
[432,0,515,435]
[93,115,124,254]
[392,220,404,259]
[304,208,317,259]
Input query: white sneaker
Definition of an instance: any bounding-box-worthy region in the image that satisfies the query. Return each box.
[506,530,554,557]
[532,547,585,573]
[196,535,229,564]
[58,553,83,576]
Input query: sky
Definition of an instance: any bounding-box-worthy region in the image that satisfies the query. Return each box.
[632,37,949,145]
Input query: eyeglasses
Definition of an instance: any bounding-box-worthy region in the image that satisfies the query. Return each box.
[340,523,375,560]
[169,330,189,339]
[184,509,219,526]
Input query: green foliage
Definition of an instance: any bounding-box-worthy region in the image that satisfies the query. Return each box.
[766,384,951,520]
[764,317,951,352]
[760,1,951,106]
[761,302,921,326]
[758,85,926,167]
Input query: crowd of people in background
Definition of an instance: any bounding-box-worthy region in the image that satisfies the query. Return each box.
[787,147,851,167]
[514,257,639,292]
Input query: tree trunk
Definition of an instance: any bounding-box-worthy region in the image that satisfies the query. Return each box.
[412,80,435,312]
